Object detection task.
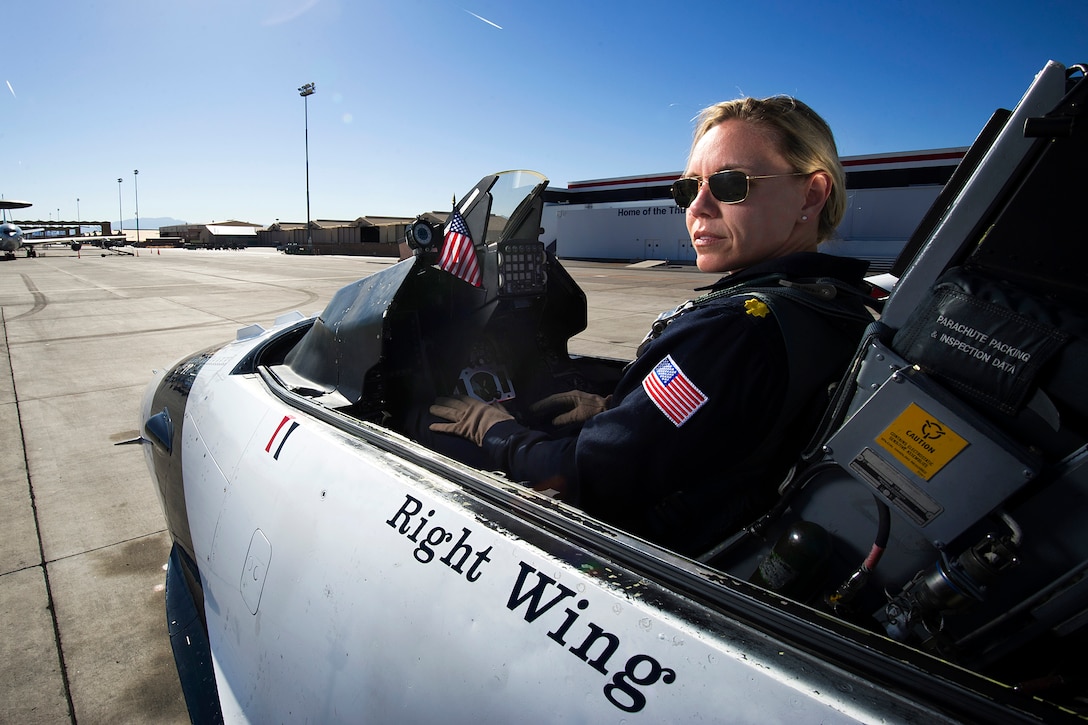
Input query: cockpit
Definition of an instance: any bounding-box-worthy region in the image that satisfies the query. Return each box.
[243,62,1088,713]
[263,170,622,435]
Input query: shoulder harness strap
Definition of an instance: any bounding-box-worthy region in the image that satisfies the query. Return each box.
[736,283,872,471]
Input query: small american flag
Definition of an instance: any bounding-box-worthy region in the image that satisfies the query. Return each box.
[438,210,481,287]
[642,355,708,427]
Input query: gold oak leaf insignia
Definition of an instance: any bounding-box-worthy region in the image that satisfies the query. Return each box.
[744,298,770,318]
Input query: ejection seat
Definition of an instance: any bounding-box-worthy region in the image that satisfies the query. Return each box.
[704,61,1088,687]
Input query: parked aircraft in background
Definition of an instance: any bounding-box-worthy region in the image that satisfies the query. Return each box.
[1,199,125,259]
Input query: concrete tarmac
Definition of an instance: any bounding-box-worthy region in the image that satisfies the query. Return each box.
[0,246,710,723]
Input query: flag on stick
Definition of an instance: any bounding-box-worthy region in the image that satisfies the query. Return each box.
[438,210,481,287]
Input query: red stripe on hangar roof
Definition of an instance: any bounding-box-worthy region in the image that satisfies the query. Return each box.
[841,150,966,167]
[567,174,680,190]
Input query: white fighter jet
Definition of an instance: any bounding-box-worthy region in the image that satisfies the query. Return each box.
[142,60,1088,723]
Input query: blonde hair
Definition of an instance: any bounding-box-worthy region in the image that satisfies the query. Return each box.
[692,96,845,243]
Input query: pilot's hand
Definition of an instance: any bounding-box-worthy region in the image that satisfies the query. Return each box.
[429,395,514,446]
[530,390,611,427]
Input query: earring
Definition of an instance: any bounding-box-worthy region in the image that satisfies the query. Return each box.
[801,214,809,221]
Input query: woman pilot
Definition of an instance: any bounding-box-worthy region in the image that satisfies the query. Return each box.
[427,96,872,555]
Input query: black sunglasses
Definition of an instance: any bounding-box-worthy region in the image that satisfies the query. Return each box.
[671,170,807,208]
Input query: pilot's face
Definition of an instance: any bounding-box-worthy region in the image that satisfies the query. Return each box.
[683,120,817,274]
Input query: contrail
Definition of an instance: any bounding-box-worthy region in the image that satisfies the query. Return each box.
[6,81,15,99]
[262,0,319,26]
[462,9,502,29]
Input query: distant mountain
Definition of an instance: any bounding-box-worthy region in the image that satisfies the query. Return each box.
[116,216,187,230]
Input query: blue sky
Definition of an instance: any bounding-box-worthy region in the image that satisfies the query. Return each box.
[3,1,1085,226]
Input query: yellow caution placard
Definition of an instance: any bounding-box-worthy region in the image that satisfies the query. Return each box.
[875,403,969,481]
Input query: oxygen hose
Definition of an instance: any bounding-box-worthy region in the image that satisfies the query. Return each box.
[828,495,891,610]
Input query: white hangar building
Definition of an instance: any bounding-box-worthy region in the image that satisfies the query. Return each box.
[541,148,967,272]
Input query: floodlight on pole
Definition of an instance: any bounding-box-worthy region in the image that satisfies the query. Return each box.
[117,178,123,235]
[134,169,140,246]
[298,82,316,249]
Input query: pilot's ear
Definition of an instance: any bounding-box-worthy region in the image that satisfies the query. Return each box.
[800,171,832,219]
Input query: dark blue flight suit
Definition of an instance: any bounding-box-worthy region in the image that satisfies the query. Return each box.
[483,251,872,554]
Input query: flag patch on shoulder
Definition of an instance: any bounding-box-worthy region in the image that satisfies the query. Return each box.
[642,355,708,427]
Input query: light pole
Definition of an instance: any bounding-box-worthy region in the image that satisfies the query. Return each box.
[117,178,123,236]
[133,169,140,246]
[76,198,80,234]
[298,82,316,249]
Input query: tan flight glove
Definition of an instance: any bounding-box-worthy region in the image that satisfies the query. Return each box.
[529,390,611,427]
[429,395,514,446]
